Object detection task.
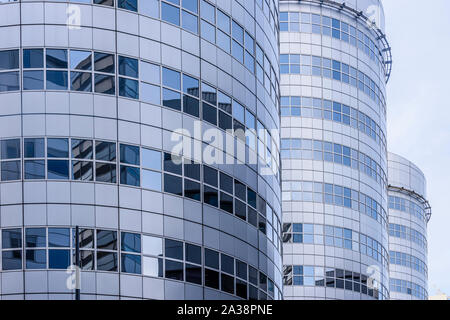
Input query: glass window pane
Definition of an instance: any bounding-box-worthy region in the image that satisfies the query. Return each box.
[23,49,43,69]
[26,249,46,269]
[121,232,141,253]
[143,256,163,277]
[2,251,22,270]
[48,228,70,247]
[96,163,116,183]
[120,144,140,165]
[141,0,159,18]
[25,160,45,180]
[72,161,93,181]
[48,138,68,158]
[141,61,160,84]
[118,0,138,12]
[97,251,118,271]
[121,253,141,274]
[0,50,19,70]
[71,71,92,92]
[47,160,69,180]
[46,71,68,90]
[118,56,138,78]
[95,141,116,162]
[2,139,20,159]
[182,10,198,34]
[49,249,70,269]
[23,71,44,90]
[46,49,68,69]
[142,170,161,191]
[163,88,181,110]
[165,239,183,260]
[186,243,201,264]
[119,77,139,99]
[0,71,20,92]
[162,67,181,90]
[70,50,91,70]
[94,74,115,94]
[26,228,46,248]
[161,2,180,26]
[94,52,115,73]
[2,229,22,249]
[201,0,215,23]
[120,165,140,186]
[72,139,93,159]
[97,230,117,250]
[165,259,183,281]
[141,82,160,105]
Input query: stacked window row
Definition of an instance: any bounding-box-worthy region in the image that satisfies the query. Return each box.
[283,265,389,300]
[388,224,428,250]
[0,137,282,251]
[280,54,385,111]
[389,195,427,222]
[0,227,280,300]
[283,223,389,268]
[145,65,280,179]
[279,12,384,70]
[390,278,428,300]
[281,180,387,226]
[280,138,386,187]
[280,96,386,150]
[389,251,428,277]
[129,0,280,102]
[0,49,139,98]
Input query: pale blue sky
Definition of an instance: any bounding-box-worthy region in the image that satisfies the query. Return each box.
[383,0,450,296]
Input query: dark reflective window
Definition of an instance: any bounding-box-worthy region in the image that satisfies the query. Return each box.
[219,172,233,194]
[202,82,216,105]
[120,144,140,165]
[49,250,70,269]
[203,185,218,207]
[79,250,94,270]
[97,230,117,250]
[47,70,68,90]
[164,173,182,196]
[218,111,232,130]
[46,49,68,68]
[236,279,247,299]
[72,161,93,181]
[234,180,246,201]
[165,259,183,280]
[119,77,139,99]
[120,165,140,186]
[204,268,219,289]
[236,260,247,280]
[164,153,182,175]
[165,239,183,260]
[186,243,201,264]
[220,192,233,214]
[1,161,20,181]
[96,163,116,183]
[24,71,44,90]
[163,88,181,110]
[234,199,246,221]
[184,179,201,201]
[121,254,141,274]
[94,0,114,6]
[2,229,21,249]
[186,263,202,284]
[121,232,141,253]
[221,273,235,294]
[205,248,219,269]
[72,139,93,159]
[26,249,46,269]
[119,56,138,78]
[184,162,200,180]
[23,49,43,69]
[94,74,115,94]
[202,103,217,125]
[183,95,199,117]
[2,251,22,270]
[97,251,118,271]
[118,0,137,12]
[70,50,91,70]
[1,139,20,159]
[25,138,44,158]
[48,228,70,247]
[203,166,217,187]
[0,71,20,92]
[26,228,46,248]
[48,160,69,180]
[78,229,94,249]
[71,72,92,92]
[25,160,45,180]
[247,188,257,208]
[94,52,115,73]
[249,266,258,285]
[0,50,19,70]
[247,206,258,227]
[221,253,234,275]
[96,141,116,162]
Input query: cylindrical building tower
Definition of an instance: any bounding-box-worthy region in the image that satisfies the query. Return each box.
[0,0,283,300]
[387,153,430,300]
[279,0,392,299]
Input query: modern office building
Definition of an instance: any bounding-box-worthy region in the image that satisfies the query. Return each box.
[0,0,283,300]
[279,0,392,299]
[388,153,431,300]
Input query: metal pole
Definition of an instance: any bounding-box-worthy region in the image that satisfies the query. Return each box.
[75,225,80,301]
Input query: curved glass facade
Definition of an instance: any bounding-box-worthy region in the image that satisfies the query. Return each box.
[388,152,430,300]
[0,0,282,300]
[280,0,391,300]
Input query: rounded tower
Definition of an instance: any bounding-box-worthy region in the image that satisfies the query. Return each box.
[0,0,282,300]
[388,153,430,300]
[279,0,392,299]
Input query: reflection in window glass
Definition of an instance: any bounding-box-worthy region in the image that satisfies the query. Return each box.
[0,50,19,70]
[165,259,183,281]
[72,139,93,159]
[72,161,93,181]
[46,49,68,69]
[121,232,141,253]
[0,71,20,92]
[95,141,116,162]
[121,254,141,274]
[94,52,115,73]
[164,174,182,196]
[2,251,22,270]
[163,67,181,90]
[118,56,138,78]
[47,71,68,90]
[2,229,22,249]
[71,72,92,92]
[163,88,181,110]
[120,165,140,186]
[141,82,160,105]
[182,10,198,34]
[165,239,183,260]
[119,77,139,99]
[143,256,163,277]
[97,230,117,250]
[94,74,115,94]
[142,170,162,191]
[48,228,70,247]
[70,50,92,70]
[25,160,45,180]
[23,49,43,69]
[161,2,180,26]
[143,235,163,256]
[26,228,46,248]
[26,249,46,269]
[47,160,69,180]
[120,144,140,165]
[23,71,44,90]
[97,251,118,271]
[142,148,161,171]
[201,0,215,23]
[141,61,160,84]
[48,138,68,158]
[96,163,116,183]
[118,0,137,12]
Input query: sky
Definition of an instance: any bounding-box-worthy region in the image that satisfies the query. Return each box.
[382,0,450,296]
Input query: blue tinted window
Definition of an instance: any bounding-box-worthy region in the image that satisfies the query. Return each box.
[120,165,140,186]
[0,71,20,92]
[121,232,141,253]
[26,249,46,269]
[46,71,68,90]
[24,71,44,90]
[140,82,160,105]
[46,49,68,69]
[182,10,198,34]
[119,78,139,99]
[25,160,45,180]
[118,56,138,78]
[47,160,69,180]
[201,0,215,23]
[118,0,137,12]
[49,250,70,269]
[163,88,181,110]
[182,0,198,13]
[0,50,19,70]
[217,10,230,33]
[162,67,181,90]
[23,49,43,69]
[48,228,70,247]
[48,138,69,158]
[120,144,140,165]
[121,254,141,274]
[95,74,115,95]
[70,50,91,70]
[201,20,215,43]
[141,0,159,18]
[161,2,180,26]
[26,228,46,248]
[94,52,114,73]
